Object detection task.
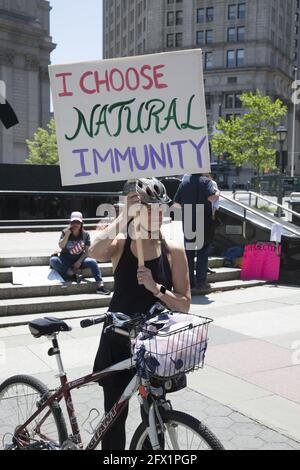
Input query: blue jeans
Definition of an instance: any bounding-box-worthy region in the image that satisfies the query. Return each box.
[50,254,103,283]
[185,243,211,289]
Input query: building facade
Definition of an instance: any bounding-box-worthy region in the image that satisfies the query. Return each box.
[0,0,56,164]
[103,0,300,182]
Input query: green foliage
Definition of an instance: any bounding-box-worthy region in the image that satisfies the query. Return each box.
[26,118,59,165]
[211,91,287,176]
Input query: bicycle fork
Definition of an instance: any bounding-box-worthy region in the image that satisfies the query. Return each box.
[141,389,178,451]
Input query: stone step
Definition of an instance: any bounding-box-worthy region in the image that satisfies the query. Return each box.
[207,279,267,294]
[0,293,113,317]
[0,278,114,300]
[0,263,113,283]
[0,307,109,329]
[0,278,267,319]
[0,268,241,300]
[0,223,99,234]
[0,256,225,270]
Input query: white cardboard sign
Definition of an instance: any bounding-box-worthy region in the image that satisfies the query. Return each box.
[49,49,210,186]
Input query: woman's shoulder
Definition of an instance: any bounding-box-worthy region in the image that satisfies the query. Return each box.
[164,239,185,257]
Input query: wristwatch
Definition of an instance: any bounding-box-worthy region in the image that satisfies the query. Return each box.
[155,285,167,299]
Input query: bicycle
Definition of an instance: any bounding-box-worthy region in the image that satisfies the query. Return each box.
[0,303,224,451]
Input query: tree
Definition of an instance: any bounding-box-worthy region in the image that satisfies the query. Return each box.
[211,91,287,178]
[26,118,59,165]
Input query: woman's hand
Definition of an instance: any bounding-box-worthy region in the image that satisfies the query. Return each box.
[64,226,72,237]
[123,191,141,220]
[137,266,158,294]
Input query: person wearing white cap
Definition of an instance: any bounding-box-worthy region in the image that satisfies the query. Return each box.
[50,212,110,295]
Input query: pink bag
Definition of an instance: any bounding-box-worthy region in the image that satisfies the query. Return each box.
[241,243,282,281]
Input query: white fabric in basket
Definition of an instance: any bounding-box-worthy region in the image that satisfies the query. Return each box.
[134,313,208,377]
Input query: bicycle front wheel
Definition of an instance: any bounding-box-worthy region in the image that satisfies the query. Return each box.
[130,409,225,451]
[0,375,68,450]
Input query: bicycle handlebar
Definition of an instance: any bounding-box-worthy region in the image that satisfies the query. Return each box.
[80,302,166,331]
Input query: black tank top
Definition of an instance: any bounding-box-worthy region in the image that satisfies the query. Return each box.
[109,233,173,316]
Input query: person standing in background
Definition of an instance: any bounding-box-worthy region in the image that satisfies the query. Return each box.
[174,174,220,295]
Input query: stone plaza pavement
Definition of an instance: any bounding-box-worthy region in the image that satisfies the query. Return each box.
[1,284,300,450]
[0,228,300,450]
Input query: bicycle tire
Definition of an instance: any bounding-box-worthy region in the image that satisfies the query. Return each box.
[130,409,225,451]
[0,375,68,449]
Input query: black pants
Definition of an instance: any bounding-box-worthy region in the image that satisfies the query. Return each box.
[102,376,132,450]
[93,329,134,450]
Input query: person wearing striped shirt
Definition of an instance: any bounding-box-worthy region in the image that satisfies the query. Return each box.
[50,212,110,295]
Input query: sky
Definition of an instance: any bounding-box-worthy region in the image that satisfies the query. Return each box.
[50,0,103,65]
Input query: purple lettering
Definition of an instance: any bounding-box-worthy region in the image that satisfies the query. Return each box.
[73,149,92,177]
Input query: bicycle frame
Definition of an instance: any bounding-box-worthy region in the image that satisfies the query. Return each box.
[14,334,140,450]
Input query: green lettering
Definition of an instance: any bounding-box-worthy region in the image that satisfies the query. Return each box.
[160,98,181,132]
[143,99,165,134]
[181,95,204,131]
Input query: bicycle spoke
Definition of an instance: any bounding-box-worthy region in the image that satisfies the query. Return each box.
[0,382,61,449]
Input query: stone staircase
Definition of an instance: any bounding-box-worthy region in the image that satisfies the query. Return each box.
[0,255,267,327]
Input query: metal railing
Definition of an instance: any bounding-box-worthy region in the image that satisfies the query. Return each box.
[0,190,123,197]
[220,193,300,238]
[290,192,300,201]
[233,191,300,221]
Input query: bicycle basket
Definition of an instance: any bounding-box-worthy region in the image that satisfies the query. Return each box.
[134,312,212,379]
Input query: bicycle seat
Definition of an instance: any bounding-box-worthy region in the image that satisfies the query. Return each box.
[29,317,72,338]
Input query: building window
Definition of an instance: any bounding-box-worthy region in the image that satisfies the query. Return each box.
[176,10,183,25]
[235,94,242,108]
[225,94,234,108]
[237,49,245,66]
[226,49,245,68]
[205,94,212,110]
[167,34,174,47]
[205,52,213,69]
[167,11,174,26]
[237,26,245,41]
[196,30,205,45]
[228,4,236,20]
[228,76,237,84]
[227,50,235,68]
[206,7,214,22]
[176,32,183,47]
[238,3,246,19]
[197,8,205,23]
[206,30,213,44]
[228,27,236,42]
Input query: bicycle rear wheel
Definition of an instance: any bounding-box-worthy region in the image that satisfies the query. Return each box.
[130,409,224,451]
[0,375,68,450]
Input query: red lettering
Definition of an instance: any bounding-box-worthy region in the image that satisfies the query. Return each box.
[109,68,125,91]
[55,72,73,97]
[125,67,140,90]
[76,63,169,95]
[79,71,96,95]
[94,70,111,93]
[141,65,154,90]
[153,64,168,89]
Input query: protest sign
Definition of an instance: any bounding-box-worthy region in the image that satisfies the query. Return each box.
[49,49,210,186]
[241,243,282,281]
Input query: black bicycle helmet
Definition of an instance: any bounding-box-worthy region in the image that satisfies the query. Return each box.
[124,178,171,205]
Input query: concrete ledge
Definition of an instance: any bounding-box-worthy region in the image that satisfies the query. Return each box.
[0,293,112,316]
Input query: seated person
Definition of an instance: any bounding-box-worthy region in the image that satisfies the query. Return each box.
[50,212,110,295]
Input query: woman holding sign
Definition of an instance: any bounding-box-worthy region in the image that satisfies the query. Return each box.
[89,178,191,450]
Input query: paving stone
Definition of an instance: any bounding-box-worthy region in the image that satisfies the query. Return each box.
[230,436,265,450]
[231,422,267,437]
